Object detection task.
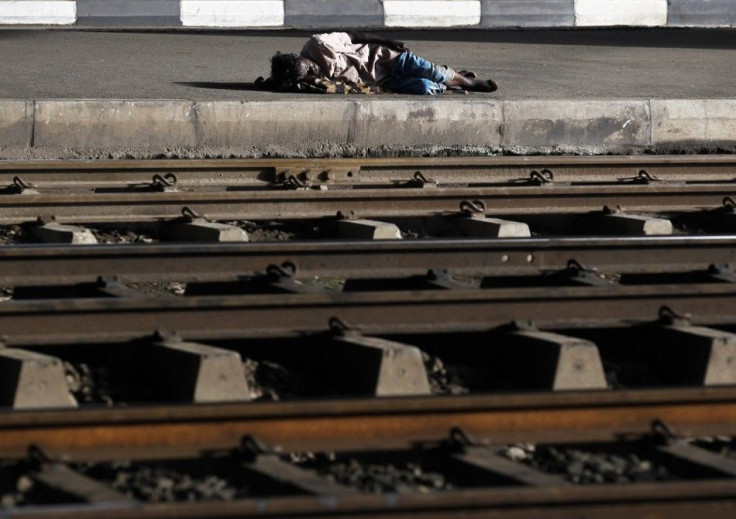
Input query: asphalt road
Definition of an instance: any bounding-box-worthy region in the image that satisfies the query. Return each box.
[1,28,735,100]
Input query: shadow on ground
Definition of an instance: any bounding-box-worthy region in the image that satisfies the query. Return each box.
[175,81,262,91]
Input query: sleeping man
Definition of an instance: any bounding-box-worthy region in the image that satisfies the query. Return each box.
[269,31,498,95]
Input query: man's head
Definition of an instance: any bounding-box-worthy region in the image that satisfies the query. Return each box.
[271,52,321,86]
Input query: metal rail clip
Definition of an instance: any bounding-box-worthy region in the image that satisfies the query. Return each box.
[658,306,692,327]
[180,206,206,223]
[722,196,736,213]
[459,199,487,216]
[264,262,307,293]
[328,316,361,338]
[708,263,736,283]
[527,169,554,186]
[444,427,485,452]
[281,175,312,190]
[565,259,614,286]
[651,419,679,441]
[621,169,660,184]
[2,176,39,195]
[240,435,271,457]
[150,173,178,192]
[408,171,438,188]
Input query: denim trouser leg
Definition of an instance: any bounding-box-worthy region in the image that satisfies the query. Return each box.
[386,51,456,95]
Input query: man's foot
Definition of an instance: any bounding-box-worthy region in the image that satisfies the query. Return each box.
[445,72,498,92]
[466,78,498,92]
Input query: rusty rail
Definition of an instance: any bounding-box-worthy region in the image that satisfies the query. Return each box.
[5,387,736,517]
[0,183,734,224]
[2,282,736,345]
[3,156,736,518]
[1,155,735,187]
[3,388,736,455]
[0,235,735,286]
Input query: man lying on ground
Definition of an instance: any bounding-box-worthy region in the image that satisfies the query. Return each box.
[266,31,498,95]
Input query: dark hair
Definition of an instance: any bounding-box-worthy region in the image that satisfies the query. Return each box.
[271,52,302,85]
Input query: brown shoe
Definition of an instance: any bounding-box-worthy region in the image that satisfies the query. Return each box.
[467,78,498,92]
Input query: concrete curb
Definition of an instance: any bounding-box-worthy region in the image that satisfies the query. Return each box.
[0,100,33,147]
[283,0,383,28]
[383,1,482,28]
[651,99,736,145]
[480,0,574,27]
[76,0,181,26]
[34,100,197,149]
[2,0,735,27]
[195,100,352,147]
[502,100,650,148]
[574,0,668,27]
[2,98,735,159]
[0,1,75,25]
[180,0,284,27]
[351,99,502,147]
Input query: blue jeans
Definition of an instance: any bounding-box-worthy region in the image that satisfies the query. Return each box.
[385,51,455,95]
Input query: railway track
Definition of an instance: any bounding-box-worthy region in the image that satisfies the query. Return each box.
[3,398,736,517]
[2,183,736,224]
[4,278,736,342]
[2,156,736,517]
[0,156,734,224]
[0,235,734,285]
[4,388,736,454]
[1,155,735,186]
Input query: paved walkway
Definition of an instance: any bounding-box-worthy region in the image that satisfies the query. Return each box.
[0,28,734,158]
[2,28,735,100]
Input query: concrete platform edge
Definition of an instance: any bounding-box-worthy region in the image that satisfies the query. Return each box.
[0,100,33,148]
[2,0,736,27]
[2,98,735,159]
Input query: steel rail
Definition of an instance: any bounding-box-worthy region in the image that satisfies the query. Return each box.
[2,388,736,454]
[0,183,734,224]
[1,155,735,186]
[1,235,736,286]
[3,283,736,345]
[12,481,736,519]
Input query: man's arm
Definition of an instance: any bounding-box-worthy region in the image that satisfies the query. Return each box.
[346,31,409,52]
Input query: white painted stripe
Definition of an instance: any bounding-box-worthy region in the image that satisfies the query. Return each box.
[383,1,481,27]
[0,1,75,24]
[574,0,667,27]
[181,0,284,27]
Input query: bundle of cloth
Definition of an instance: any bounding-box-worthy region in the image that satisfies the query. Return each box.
[255,73,382,94]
